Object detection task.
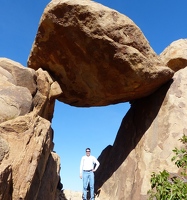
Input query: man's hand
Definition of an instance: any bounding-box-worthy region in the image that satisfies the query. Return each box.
[80,175,82,179]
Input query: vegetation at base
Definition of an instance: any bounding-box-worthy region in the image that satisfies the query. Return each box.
[147,134,187,200]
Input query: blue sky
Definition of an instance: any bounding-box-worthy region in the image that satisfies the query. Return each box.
[1,0,187,192]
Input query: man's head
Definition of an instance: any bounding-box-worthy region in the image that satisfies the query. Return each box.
[86,148,91,156]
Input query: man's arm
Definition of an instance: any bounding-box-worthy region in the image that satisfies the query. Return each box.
[93,157,100,172]
[80,157,83,179]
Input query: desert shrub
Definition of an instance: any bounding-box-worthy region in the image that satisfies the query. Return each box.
[147,135,187,200]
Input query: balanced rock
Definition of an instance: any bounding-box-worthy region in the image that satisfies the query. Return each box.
[95,67,187,200]
[28,0,173,107]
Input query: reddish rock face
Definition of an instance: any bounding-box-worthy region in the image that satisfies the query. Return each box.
[28,0,173,107]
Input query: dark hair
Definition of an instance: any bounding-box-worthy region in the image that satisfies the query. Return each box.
[86,148,91,151]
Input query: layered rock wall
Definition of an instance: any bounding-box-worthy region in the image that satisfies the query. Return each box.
[0,58,62,199]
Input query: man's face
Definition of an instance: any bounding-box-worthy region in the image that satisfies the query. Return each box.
[86,149,90,156]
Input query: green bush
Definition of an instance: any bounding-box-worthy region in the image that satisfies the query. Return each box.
[147,135,187,200]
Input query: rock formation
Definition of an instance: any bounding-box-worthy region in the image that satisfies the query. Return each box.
[0,58,62,199]
[1,0,187,199]
[0,58,35,123]
[160,39,187,72]
[28,0,173,107]
[95,66,187,200]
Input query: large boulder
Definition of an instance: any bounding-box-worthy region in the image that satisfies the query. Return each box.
[0,58,37,96]
[0,58,34,123]
[160,39,187,72]
[0,58,63,199]
[28,0,173,107]
[0,112,58,199]
[0,85,32,123]
[95,67,187,200]
[0,58,62,123]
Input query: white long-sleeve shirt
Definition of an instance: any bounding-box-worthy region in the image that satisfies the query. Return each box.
[80,155,100,175]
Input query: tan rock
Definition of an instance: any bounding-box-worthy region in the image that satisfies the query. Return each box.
[0,58,62,199]
[0,85,33,123]
[63,190,83,200]
[0,137,9,162]
[0,112,54,199]
[62,189,101,200]
[0,58,37,96]
[0,66,16,85]
[28,0,173,107]
[33,68,62,121]
[0,58,62,123]
[95,67,187,200]
[160,39,187,71]
[0,59,35,123]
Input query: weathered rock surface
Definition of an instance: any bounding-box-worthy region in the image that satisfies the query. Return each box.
[95,67,187,200]
[28,0,173,107]
[37,152,61,200]
[0,86,32,123]
[0,58,37,96]
[0,58,34,123]
[160,39,187,71]
[33,68,62,121]
[0,58,63,199]
[0,113,53,199]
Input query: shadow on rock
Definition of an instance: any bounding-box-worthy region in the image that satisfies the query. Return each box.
[56,190,68,200]
[95,79,173,194]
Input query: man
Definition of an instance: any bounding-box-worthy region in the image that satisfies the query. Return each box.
[80,148,100,200]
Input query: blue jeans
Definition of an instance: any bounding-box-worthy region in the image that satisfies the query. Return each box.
[83,171,94,200]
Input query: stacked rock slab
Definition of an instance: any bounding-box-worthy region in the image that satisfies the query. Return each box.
[0,58,62,200]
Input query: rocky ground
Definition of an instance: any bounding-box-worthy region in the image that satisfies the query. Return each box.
[58,190,101,200]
